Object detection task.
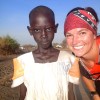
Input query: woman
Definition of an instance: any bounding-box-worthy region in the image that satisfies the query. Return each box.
[64,7,100,100]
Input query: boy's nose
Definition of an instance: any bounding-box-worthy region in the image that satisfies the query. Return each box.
[42,30,47,38]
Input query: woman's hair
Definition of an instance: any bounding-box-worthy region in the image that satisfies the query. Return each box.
[85,7,99,23]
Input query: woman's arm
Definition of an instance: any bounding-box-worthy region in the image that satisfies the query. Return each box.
[19,83,27,100]
[82,76,95,91]
[82,76,100,100]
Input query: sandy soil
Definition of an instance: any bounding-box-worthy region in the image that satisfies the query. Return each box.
[0,55,20,100]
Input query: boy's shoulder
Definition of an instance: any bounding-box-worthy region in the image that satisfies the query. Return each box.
[18,52,32,59]
[13,52,33,64]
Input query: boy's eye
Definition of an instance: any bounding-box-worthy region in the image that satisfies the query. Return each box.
[46,27,53,32]
[33,29,40,33]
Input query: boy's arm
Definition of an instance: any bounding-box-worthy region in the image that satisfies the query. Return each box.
[68,82,75,100]
[19,83,27,100]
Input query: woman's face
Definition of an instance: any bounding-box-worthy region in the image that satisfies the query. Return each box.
[66,28,96,57]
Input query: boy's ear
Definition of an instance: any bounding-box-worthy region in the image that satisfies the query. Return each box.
[55,23,59,33]
[27,26,32,35]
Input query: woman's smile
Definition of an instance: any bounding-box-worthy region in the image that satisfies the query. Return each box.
[73,45,84,50]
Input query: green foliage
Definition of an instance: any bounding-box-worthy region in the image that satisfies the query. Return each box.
[0,35,20,55]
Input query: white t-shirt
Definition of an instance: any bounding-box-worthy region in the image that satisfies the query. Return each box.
[11,51,79,100]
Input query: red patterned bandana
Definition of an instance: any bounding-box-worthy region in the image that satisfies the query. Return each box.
[64,10,97,36]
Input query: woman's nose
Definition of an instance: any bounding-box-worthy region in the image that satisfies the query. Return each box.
[73,36,79,45]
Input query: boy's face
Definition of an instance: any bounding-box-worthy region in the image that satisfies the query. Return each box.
[28,13,58,49]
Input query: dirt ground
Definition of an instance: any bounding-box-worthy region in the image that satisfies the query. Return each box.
[0,55,20,100]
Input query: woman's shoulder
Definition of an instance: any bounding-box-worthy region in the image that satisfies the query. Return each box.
[96,35,100,44]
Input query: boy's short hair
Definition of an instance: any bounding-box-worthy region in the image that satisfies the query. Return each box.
[29,5,55,25]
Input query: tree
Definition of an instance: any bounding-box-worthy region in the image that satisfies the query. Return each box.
[0,35,20,55]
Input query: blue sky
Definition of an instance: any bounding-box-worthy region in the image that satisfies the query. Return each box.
[0,0,100,45]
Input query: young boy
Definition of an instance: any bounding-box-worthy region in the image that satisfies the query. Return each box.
[11,5,80,100]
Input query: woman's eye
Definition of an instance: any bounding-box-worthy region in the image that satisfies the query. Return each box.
[66,34,72,37]
[80,31,86,35]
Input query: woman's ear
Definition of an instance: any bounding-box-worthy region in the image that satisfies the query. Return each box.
[93,34,96,39]
[27,26,32,35]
